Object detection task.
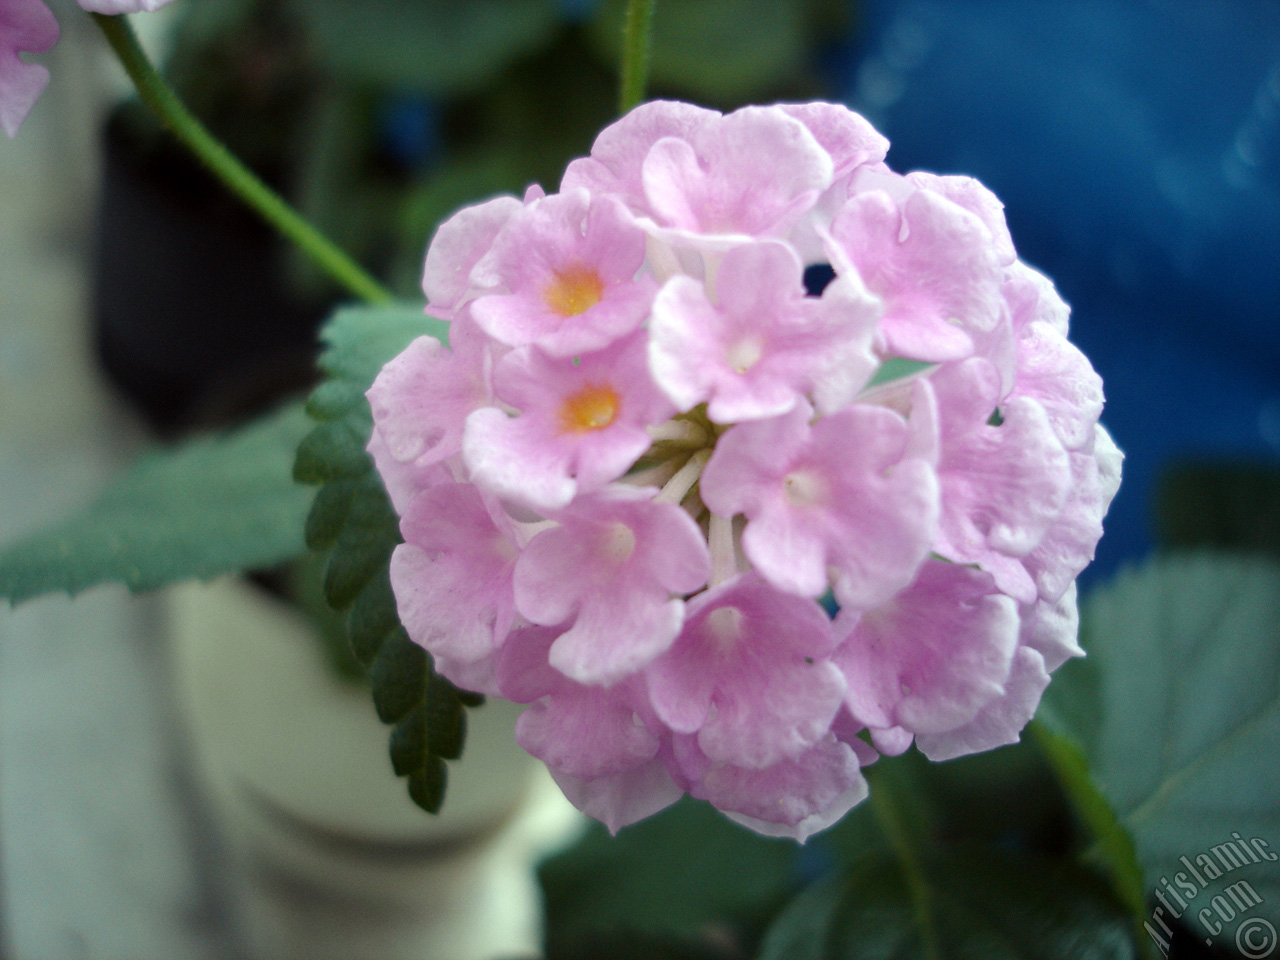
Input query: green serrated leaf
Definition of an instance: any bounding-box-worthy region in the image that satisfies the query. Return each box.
[346,567,400,667]
[317,304,448,386]
[322,490,398,610]
[408,756,448,814]
[1084,553,1280,917]
[305,380,366,422]
[294,420,373,484]
[758,846,1135,960]
[389,706,428,777]
[0,403,312,604]
[304,478,360,551]
[369,627,428,724]
[297,304,472,817]
[423,674,465,760]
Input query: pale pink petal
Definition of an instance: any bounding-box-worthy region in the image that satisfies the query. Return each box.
[779,101,889,179]
[0,0,58,139]
[77,0,176,10]
[367,429,452,515]
[642,106,833,239]
[470,190,656,357]
[1019,584,1082,673]
[906,171,1016,266]
[828,187,1004,362]
[550,759,684,835]
[496,629,659,781]
[681,735,868,842]
[703,401,940,608]
[648,240,877,422]
[1003,261,1070,337]
[366,317,493,470]
[422,195,523,319]
[463,333,672,512]
[916,646,1051,761]
[930,358,1073,576]
[513,487,710,685]
[390,482,520,666]
[1023,425,1124,602]
[835,559,1020,735]
[1011,321,1104,452]
[560,100,721,214]
[647,573,845,770]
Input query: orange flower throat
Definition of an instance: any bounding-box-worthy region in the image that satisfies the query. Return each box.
[559,384,620,434]
[544,265,605,317]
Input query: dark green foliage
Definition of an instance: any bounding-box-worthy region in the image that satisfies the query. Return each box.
[1154,461,1280,557]
[293,304,475,814]
[289,0,560,94]
[540,797,799,959]
[757,846,1135,960]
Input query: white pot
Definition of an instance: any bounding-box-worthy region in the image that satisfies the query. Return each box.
[168,578,582,960]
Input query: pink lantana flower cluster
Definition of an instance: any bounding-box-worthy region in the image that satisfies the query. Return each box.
[1,0,174,138]
[368,101,1122,841]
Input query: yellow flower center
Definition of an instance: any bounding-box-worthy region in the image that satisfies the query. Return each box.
[544,265,605,317]
[558,383,620,434]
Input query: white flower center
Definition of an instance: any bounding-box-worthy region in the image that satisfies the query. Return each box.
[602,522,637,564]
[725,336,764,374]
[706,606,745,651]
[783,469,825,508]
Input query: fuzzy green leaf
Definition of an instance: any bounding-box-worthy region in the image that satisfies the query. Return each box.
[1083,553,1280,917]
[423,673,466,760]
[303,478,360,551]
[408,757,447,815]
[322,480,398,609]
[0,403,312,605]
[294,419,373,483]
[296,303,471,817]
[347,566,399,667]
[389,705,429,777]
[369,627,428,724]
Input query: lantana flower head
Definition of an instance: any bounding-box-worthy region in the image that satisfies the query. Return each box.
[369,99,1122,841]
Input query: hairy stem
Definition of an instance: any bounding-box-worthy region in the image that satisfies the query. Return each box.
[92,14,393,306]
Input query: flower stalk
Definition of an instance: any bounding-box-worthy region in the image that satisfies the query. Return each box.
[92,14,393,307]
[618,0,657,113]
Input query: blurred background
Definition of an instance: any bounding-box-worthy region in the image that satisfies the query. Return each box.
[2,0,1277,956]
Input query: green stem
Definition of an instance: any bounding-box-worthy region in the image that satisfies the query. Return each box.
[1030,721,1155,959]
[867,769,942,960]
[92,14,393,307]
[618,0,657,114]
